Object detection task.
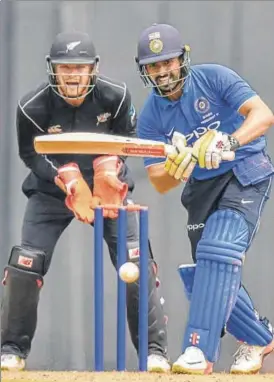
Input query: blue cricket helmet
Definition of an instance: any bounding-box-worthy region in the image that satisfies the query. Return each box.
[136,23,185,65]
[135,23,191,95]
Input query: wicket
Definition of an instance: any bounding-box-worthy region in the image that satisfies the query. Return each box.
[93,206,149,372]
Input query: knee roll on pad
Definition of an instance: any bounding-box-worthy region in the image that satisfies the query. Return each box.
[127,240,154,263]
[8,246,46,276]
[183,209,249,362]
[2,245,46,292]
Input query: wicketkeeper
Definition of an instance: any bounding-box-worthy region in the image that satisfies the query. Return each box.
[0,31,170,373]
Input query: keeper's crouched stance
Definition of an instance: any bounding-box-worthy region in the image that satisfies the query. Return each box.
[1,194,168,373]
[1,30,170,373]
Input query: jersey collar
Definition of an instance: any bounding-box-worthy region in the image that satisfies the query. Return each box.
[153,72,192,110]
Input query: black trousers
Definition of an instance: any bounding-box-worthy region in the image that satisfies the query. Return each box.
[21,192,147,274]
[1,192,168,359]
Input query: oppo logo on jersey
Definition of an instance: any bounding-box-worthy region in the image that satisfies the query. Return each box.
[187,223,205,231]
[185,120,221,143]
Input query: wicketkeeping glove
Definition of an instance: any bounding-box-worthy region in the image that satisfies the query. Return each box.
[55,163,100,223]
[93,155,128,219]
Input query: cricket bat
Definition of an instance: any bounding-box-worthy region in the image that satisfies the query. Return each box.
[33,132,235,160]
[34,132,181,157]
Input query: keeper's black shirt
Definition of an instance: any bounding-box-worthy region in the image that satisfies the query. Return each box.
[17,76,136,198]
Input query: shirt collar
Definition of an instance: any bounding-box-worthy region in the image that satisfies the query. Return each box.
[153,72,192,110]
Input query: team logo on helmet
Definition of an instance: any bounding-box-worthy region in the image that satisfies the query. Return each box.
[194,97,210,114]
[66,41,81,53]
[149,39,164,54]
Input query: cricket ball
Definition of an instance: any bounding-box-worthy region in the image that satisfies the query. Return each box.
[119,262,139,283]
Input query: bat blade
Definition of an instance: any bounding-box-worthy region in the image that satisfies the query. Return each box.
[33,132,235,161]
[34,132,175,158]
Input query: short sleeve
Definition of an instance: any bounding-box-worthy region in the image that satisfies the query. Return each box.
[137,112,167,168]
[213,65,257,111]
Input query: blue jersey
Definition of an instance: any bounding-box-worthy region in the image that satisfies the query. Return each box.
[137,64,266,180]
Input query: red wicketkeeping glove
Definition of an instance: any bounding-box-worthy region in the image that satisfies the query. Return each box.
[55,163,100,223]
[93,156,128,219]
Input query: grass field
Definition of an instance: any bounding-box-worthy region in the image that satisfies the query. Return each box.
[2,371,274,382]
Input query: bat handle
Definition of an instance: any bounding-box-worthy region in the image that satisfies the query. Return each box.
[221,151,235,161]
[164,144,192,156]
[164,144,235,161]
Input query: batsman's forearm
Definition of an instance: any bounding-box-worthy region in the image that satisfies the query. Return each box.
[232,108,273,146]
[148,163,181,194]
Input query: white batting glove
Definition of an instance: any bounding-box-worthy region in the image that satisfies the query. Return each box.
[164,132,197,182]
[193,130,238,170]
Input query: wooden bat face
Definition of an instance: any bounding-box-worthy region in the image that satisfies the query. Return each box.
[34,132,175,157]
[34,132,234,160]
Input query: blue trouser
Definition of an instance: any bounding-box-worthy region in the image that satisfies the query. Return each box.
[181,171,272,262]
[180,171,273,362]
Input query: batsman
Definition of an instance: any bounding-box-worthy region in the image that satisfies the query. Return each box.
[0,31,170,373]
[135,23,274,374]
